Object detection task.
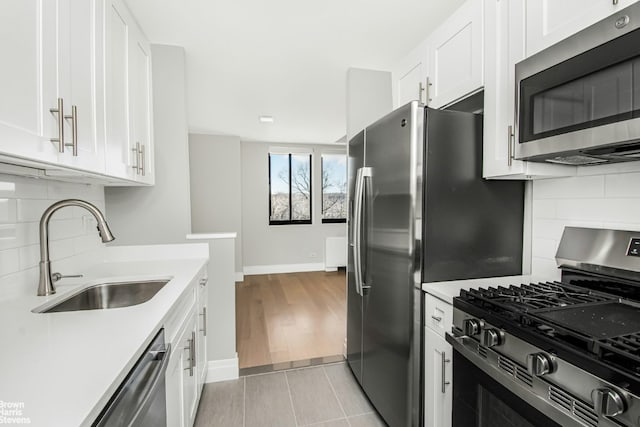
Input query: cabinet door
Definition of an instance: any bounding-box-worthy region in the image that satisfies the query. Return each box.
[525,0,638,57]
[129,26,155,184]
[197,278,208,393]
[424,327,452,427]
[0,1,58,163]
[105,0,135,179]
[427,0,483,109]
[483,0,575,179]
[393,41,428,108]
[57,0,105,172]
[182,314,199,427]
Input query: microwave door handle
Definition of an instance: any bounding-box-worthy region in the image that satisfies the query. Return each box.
[353,168,364,296]
[125,343,172,427]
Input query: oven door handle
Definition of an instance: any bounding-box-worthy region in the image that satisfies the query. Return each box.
[126,343,172,427]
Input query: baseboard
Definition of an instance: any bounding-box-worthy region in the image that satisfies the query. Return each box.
[235,272,244,282]
[205,356,239,383]
[325,267,338,272]
[243,262,325,275]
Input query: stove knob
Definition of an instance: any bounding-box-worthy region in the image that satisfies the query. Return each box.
[526,352,555,377]
[592,388,626,418]
[463,318,482,336]
[480,328,504,348]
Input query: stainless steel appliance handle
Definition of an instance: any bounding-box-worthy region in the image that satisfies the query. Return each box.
[441,350,451,393]
[507,125,514,167]
[360,168,372,294]
[353,168,365,296]
[126,343,171,427]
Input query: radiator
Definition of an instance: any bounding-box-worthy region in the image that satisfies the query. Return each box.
[325,237,347,270]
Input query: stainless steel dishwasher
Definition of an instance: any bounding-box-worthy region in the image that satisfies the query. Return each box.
[93,329,171,427]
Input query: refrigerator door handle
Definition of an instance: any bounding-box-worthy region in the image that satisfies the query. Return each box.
[353,168,365,296]
[354,167,372,296]
[360,168,372,294]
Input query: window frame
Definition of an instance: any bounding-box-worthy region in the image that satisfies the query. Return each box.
[268,153,313,226]
[320,153,347,224]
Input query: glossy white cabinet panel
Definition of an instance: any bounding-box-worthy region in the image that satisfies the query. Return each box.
[525,0,638,57]
[427,0,483,109]
[424,327,452,427]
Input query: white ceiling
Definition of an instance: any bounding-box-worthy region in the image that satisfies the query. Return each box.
[124,0,465,143]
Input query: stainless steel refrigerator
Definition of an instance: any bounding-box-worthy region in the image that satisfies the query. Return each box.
[347,102,524,427]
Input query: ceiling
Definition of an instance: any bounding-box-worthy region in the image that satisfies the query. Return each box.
[124,0,465,143]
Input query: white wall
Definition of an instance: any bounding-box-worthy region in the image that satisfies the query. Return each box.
[188,134,243,274]
[0,172,105,290]
[241,141,347,273]
[105,45,192,245]
[531,171,640,279]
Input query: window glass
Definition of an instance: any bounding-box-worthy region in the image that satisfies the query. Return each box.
[321,154,347,223]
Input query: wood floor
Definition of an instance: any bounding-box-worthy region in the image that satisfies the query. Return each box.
[236,270,347,369]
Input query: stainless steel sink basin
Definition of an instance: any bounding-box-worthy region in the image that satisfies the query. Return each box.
[39,280,170,313]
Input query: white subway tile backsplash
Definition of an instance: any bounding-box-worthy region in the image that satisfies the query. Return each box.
[534,175,604,199]
[532,199,557,219]
[0,173,105,279]
[0,199,18,223]
[0,249,20,276]
[604,173,640,198]
[532,238,559,258]
[531,172,640,277]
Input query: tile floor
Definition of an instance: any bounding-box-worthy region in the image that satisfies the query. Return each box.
[194,362,387,427]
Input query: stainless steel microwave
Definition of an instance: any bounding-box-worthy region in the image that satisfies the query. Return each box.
[515,2,640,165]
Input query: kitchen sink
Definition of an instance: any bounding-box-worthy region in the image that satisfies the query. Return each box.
[37,280,170,313]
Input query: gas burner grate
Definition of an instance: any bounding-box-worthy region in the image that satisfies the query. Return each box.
[600,332,640,367]
[460,281,611,314]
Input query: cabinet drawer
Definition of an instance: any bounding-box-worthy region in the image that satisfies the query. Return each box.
[425,294,452,338]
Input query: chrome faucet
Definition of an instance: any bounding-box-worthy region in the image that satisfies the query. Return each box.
[38,199,115,296]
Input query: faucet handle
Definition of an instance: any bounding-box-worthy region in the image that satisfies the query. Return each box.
[51,272,84,283]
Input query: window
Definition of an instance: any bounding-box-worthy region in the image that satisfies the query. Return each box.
[321,153,347,223]
[269,153,312,225]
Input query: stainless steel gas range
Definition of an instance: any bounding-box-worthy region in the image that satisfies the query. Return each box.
[446,227,640,427]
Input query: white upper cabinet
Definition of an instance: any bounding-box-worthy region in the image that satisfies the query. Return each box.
[426,0,484,109]
[483,0,575,179]
[0,0,153,184]
[129,26,155,184]
[105,0,154,184]
[55,0,106,172]
[393,41,429,109]
[525,0,638,57]
[0,1,60,164]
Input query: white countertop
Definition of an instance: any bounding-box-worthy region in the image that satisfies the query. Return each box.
[422,274,550,304]
[0,244,208,427]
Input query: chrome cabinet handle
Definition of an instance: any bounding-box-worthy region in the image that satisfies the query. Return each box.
[431,315,442,322]
[507,125,514,167]
[131,142,140,174]
[64,105,78,156]
[441,351,451,393]
[140,144,146,176]
[199,277,208,287]
[200,307,207,336]
[426,77,433,104]
[50,98,65,152]
[613,0,619,5]
[184,332,196,376]
[419,81,425,104]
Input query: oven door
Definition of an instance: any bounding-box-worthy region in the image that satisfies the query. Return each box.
[452,349,561,427]
[446,333,602,427]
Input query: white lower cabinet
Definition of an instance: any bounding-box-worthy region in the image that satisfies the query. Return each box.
[165,268,207,427]
[196,276,208,396]
[424,293,453,427]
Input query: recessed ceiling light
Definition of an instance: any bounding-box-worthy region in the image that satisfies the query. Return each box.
[259,115,274,123]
